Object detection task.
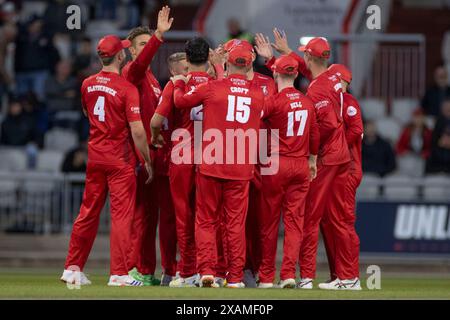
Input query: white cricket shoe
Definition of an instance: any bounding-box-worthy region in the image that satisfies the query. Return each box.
[297,278,313,289]
[258,282,274,289]
[107,275,143,287]
[169,274,198,288]
[243,269,257,288]
[215,277,226,287]
[319,278,362,290]
[278,278,296,289]
[226,282,246,288]
[60,269,92,285]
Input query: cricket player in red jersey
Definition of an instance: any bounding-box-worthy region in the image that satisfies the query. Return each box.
[61,35,152,287]
[256,55,320,289]
[321,64,362,285]
[172,46,265,288]
[256,31,360,290]
[222,38,276,287]
[121,6,176,286]
[151,37,216,288]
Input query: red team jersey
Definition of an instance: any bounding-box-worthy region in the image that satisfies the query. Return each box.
[121,35,162,142]
[307,70,350,165]
[173,74,265,180]
[251,72,277,97]
[158,72,212,162]
[262,87,320,158]
[342,92,363,174]
[81,71,141,166]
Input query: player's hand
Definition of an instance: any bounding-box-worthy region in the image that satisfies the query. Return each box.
[151,134,165,148]
[308,155,317,181]
[209,48,225,66]
[171,74,191,84]
[254,33,274,61]
[144,161,153,184]
[272,28,292,55]
[155,5,174,40]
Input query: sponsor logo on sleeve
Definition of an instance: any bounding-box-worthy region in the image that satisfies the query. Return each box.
[347,106,357,117]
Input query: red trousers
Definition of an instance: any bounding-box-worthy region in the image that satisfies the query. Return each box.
[244,180,262,274]
[321,170,361,280]
[129,168,178,276]
[299,161,353,280]
[65,162,136,275]
[169,163,196,278]
[195,173,250,283]
[259,157,310,283]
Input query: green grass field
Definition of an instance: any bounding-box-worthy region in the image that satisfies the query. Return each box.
[1,269,450,299]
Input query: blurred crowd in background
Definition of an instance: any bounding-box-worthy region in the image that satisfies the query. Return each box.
[0,0,449,177]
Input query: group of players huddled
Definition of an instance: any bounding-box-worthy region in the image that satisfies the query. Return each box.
[60,6,363,290]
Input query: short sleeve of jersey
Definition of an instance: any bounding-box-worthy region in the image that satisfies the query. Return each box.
[124,84,141,122]
[155,81,174,118]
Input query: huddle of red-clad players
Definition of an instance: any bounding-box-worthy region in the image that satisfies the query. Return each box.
[60,6,363,290]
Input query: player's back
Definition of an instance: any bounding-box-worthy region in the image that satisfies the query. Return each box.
[81,71,140,166]
[200,74,265,180]
[177,71,211,129]
[251,72,276,97]
[307,70,350,165]
[264,87,316,158]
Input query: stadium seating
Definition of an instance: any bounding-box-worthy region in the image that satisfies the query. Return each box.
[396,154,425,177]
[44,128,78,153]
[36,151,64,173]
[375,117,402,144]
[0,147,28,172]
[357,174,381,199]
[423,174,450,201]
[392,98,419,125]
[383,174,419,200]
[359,98,387,120]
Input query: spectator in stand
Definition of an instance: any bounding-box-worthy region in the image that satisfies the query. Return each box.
[426,99,450,174]
[0,98,36,146]
[421,65,450,117]
[396,108,432,159]
[225,18,253,43]
[14,14,60,102]
[42,0,74,37]
[0,22,17,101]
[73,37,96,81]
[45,59,78,113]
[362,120,396,177]
[61,143,87,173]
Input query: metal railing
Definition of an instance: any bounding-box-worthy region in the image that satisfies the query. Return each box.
[0,172,110,235]
[1,171,449,235]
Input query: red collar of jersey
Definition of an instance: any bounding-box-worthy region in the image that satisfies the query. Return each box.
[188,71,210,77]
[228,73,248,80]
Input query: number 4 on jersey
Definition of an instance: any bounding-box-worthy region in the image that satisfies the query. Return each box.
[287,110,308,136]
[94,96,105,122]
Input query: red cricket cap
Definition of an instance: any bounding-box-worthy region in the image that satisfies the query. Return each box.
[328,64,352,83]
[298,37,331,59]
[227,46,253,67]
[271,55,299,75]
[224,39,254,53]
[97,35,131,58]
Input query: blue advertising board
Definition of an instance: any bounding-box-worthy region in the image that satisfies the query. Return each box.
[356,202,450,254]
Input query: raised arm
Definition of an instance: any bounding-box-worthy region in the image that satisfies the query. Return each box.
[125,6,173,85]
